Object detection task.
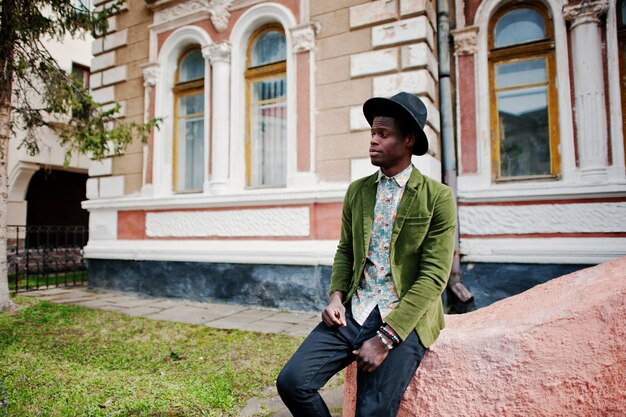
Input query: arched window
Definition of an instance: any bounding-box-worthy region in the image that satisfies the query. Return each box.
[618,0,626,161]
[173,48,205,192]
[489,3,560,181]
[245,26,287,188]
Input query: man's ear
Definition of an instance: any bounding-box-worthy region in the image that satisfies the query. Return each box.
[406,132,416,151]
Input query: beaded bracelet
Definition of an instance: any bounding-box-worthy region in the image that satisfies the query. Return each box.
[379,326,400,346]
[376,330,393,350]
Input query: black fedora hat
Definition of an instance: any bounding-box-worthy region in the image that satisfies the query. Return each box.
[363,92,429,156]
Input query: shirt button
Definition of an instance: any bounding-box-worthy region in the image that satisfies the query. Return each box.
[377,289,382,294]
[361,257,366,265]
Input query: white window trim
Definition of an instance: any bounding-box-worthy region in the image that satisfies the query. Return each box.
[153,26,213,197]
[461,0,584,201]
[229,2,298,191]
[606,0,626,179]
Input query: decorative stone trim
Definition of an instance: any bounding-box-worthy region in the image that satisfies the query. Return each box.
[372,16,434,50]
[563,0,609,29]
[350,48,398,77]
[400,0,436,24]
[91,51,116,72]
[202,41,231,64]
[86,178,99,200]
[146,207,311,237]
[349,0,397,29]
[401,43,438,79]
[99,175,125,198]
[460,237,626,264]
[102,64,128,86]
[103,29,128,52]
[373,69,436,100]
[141,62,160,87]
[92,38,104,55]
[452,26,479,56]
[89,159,113,177]
[208,0,235,32]
[102,101,127,118]
[153,0,210,25]
[90,72,103,89]
[290,22,320,53]
[83,238,338,266]
[91,86,115,104]
[152,0,234,32]
[350,106,370,131]
[459,202,626,235]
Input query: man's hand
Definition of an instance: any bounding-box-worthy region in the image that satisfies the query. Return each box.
[353,335,389,373]
[322,291,346,328]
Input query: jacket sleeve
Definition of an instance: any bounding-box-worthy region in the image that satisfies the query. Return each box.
[384,186,457,341]
[328,183,355,296]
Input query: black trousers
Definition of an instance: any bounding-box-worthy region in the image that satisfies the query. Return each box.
[276,305,426,417]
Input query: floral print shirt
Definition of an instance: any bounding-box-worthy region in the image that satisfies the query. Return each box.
[351,164,413,325]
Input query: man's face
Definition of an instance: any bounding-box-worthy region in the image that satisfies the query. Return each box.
[369,116,414,174]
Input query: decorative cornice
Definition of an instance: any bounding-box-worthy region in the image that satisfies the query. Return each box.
[141,62,160,87]
[202,41,231,64]
[153,0,209,25]
[451,26,479,56]
[290,22,320,53]
[208,0,234,32]
[151,0,234,32]
[563,0,609,29]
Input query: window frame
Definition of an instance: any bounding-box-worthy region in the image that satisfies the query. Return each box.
[172,46,205,193]
[244,24,288,188]
[618,0,626,164]
[71,62,90,88]
[488,2,561,182]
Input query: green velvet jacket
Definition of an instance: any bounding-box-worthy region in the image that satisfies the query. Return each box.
[329,166,456,348]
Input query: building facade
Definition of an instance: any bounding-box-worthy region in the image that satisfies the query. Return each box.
[8,33,93,229]
[84,0,626,311]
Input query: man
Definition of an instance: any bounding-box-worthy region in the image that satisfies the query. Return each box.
[277,92,456,417]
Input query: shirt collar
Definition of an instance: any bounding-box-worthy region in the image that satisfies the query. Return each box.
[376,164,413,188]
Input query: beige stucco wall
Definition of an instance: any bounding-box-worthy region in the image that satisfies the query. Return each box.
[312,0,372,183]
[313,0,441,183]
[110,0,152,195]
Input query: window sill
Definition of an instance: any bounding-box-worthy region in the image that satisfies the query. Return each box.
[82,182,348,211]
[458,174,626,203]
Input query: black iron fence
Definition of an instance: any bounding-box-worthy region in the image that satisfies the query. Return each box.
[7,225,88,293]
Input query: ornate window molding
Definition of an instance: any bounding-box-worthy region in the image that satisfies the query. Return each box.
[228,3,298,190]
[452,26,479,56]
[462,0,578,199]
[151,26,213,197]
[563,0,609,29]
[290,22,320,53]
[150,0,235,32]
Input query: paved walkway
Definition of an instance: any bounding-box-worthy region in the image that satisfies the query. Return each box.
[22,286,343,417]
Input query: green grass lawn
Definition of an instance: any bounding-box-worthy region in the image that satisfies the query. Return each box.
[0,296,304,416]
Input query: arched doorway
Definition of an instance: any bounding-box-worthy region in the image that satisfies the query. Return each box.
[26,169,89,228]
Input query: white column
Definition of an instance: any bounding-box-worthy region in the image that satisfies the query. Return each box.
[288,22,319,187]
[564,0,610,184]
[202,41,231,194]
[141,62,159,196]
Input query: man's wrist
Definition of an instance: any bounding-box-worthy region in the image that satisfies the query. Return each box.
[376,331,393,350]
[329,291,345,304]
[380,324,401,346]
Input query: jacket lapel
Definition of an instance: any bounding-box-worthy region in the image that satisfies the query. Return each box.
[361,173,378,254]
[391,167,423,245]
